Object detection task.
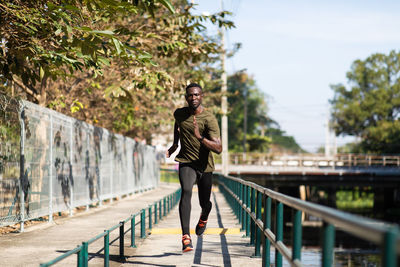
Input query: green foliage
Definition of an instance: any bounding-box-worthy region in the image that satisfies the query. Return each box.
[246,134,271,152]
[218,71,303,153]
[266,128,305,153]
[336,188,374,210]
[330,50,400,153]
[0,0,176,103]
[0,1,235,141]
[225,71,269,152]
[160,169,179,183]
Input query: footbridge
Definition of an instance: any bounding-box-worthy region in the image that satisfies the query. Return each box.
[1,96,399,266]
[216,153,400,177]
[1,170,399,267]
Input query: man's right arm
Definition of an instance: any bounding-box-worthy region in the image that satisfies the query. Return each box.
[166,121,179,158]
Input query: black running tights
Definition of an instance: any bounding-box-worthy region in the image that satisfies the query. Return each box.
[178,164,212,236]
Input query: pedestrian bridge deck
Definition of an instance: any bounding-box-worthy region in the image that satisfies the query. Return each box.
[0,183,279,267]
[128,187,263,267]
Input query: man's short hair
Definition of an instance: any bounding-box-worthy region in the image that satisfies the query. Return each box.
[185,83,203,93]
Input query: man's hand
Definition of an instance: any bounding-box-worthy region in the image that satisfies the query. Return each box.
[166,143,178,158]
[193,116,202,140]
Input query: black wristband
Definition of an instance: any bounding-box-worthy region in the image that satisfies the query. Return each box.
[200,136,205,142]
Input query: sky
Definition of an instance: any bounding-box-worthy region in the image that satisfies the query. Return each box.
[194,0,400,152]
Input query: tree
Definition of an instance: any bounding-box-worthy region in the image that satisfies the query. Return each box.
[330,50,400,153]
[0,0,175,105]
[0,1,234,141]
[223,71,271,152]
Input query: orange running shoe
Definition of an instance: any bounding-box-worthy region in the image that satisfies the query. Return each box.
[195,219,208,236]
[182,234,193,252]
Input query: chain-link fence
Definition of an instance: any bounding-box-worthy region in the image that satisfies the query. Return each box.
[0,94,159,229]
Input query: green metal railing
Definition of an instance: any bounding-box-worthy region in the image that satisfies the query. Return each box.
[39,188,181,267]
[217,174,400,267]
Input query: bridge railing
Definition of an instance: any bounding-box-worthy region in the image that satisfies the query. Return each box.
[219,153,400,168]
[40,171,181,267]
[217,174,400,267]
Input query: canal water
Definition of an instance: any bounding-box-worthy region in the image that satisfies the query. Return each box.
[240,175,398,266]
[268,249,380,266]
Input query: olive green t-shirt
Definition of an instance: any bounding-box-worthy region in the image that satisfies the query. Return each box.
[174,107,220,172]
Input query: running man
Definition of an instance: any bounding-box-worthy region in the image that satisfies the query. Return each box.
[166,83,222,252]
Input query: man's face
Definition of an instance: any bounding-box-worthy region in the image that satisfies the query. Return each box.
[185,87,203,110]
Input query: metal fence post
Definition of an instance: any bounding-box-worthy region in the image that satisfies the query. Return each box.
[163,197,166,217]
[104,230,109,267]
[82,241,88,267]
[382,226,398,267]
[155,202,158,225]
[85,132,90,211]
[49,113,54,222]
[242,184,246,232]
[322,222,335,267]
[141,209,146,238]
[262,196,271,267]
[159,200,162,220]
[148,206,152,230]
[254,190,262,257]
[110,144,113,204]
[246,185,251,237]
[292,210,302,261]
[77,245,84,267]
[69,119,74,216]
[168,195,170,213]
[275,202,283,267]
[119,221,125,260]
[250,187,255,245]
[19,106,26,232]
[131,216,136,248]
[239,183,243,227]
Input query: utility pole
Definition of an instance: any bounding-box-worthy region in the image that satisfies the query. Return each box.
[243,86,247,161]
[325,111,331,157]
[220,0,229,175]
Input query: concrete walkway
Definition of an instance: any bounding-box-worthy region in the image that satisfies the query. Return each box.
[0,183,265,267]
[123,186,263,267]
[0,183,180,267]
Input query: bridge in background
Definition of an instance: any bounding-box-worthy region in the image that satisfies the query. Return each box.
[215,153,400,177]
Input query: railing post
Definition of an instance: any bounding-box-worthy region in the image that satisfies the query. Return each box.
[242,184,246,232]
[246,185,251,237]
[155,202,158,225]
[82,241,88,267]
[262,196,271,267]
[141,209,146,238]
[236,182,240,219]
[239,183,243,227]
[77,245,83,267]
[292,210,302,261]
[159,200,162,220]
[148,206,152,230]
[322,222,335,267]
[167,195,170,213]
[104,230,109,267]
[382,226,398,267]
[250,187,255,245]
[163,197,166,217]
[275,202,283,267]
[119,221,125,260]
[254,190,262,257]
[131,216,136,248]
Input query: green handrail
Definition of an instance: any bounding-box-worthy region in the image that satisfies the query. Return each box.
[40,186,181,267]
[217,174,400,267]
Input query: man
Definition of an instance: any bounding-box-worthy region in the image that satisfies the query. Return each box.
[166,83,222,252]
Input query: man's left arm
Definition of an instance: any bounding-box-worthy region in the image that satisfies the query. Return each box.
[193,116,222,154]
